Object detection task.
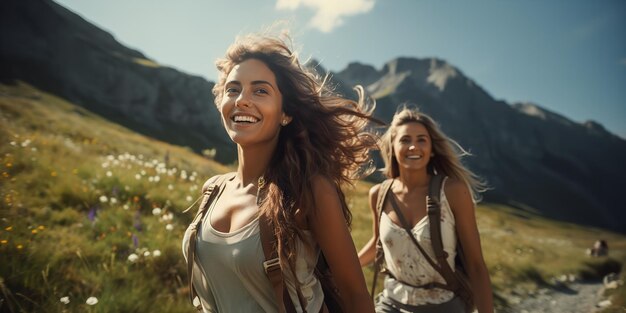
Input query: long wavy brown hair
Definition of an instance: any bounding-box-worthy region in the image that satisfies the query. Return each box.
[213,33,379,286]
[380,107,487,201]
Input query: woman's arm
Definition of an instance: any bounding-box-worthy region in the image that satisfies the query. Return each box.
[445,178,494,313]
[309,176,375,313]
[357,184,381,267]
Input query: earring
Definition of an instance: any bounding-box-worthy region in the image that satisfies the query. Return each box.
[281,119,288,126]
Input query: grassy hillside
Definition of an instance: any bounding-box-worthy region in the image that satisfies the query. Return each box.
[0,82,230,312]
[1,82,624,312]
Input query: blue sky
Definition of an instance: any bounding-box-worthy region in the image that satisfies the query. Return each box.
[55,0,626,138]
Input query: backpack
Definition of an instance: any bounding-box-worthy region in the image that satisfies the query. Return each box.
[370,175,475,313]
[184,173,344,313]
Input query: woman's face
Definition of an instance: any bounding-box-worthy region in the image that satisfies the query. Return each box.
[219,58,291,147]
[392,122,433,173]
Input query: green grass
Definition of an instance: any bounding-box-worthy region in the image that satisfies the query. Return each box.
[1,82,625,312]
[0,82,229,312]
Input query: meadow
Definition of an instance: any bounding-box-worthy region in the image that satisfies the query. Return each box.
[1,82,624,312]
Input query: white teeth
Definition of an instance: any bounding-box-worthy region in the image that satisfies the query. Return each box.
[233,115,259,123]
[407,155,422,159]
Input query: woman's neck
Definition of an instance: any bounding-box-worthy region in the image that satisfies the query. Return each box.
[397,168,430,191]
[236,143,274,187]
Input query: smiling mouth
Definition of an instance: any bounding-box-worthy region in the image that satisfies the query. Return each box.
[406,155,423,160]
[232,115,260,123]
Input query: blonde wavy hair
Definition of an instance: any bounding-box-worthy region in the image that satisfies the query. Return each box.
[380,107,486,200]
[213,32,379,289]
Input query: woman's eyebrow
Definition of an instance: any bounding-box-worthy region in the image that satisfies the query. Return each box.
[250,80,276,91]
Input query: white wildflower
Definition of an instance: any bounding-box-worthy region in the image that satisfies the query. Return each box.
[165,224,174,231]
[144,251,151,257]
[186,195,193,202]
[85,297,98,305]
[99,195,108,203]
[110,197,117,204]
[60,296,70,304]
[135,174,141,180]
[128,253,139,262]
[152,250,161,257]
[168,184,174,190]
[106,171,112,177]
[152,208,162,216]
[123,204,130,210]
[161,212,173,222]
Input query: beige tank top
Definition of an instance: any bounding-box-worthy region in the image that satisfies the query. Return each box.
[379,177,457,305]
[182,187,323,313]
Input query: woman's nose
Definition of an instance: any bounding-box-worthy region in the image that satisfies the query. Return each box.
[235,92,250,107]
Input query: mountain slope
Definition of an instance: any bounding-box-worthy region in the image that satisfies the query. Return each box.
[0,0,234,162]
[0,82,231,312]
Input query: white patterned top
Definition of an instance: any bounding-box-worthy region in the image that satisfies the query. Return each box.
[379,177,457,305]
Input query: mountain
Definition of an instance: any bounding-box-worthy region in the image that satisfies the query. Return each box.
[0,0,234,162]
[2,0,625,232]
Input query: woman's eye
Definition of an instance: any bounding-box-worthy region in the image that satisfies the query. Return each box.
[255,88,268,95]
[225,87,239,94]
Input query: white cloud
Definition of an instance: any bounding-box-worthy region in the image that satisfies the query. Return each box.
[276,0,375,33]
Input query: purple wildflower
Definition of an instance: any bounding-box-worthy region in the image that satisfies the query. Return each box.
[87,206,98,222]
[132,234,139,248]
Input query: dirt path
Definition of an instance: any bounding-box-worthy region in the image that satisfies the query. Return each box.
[501,281,606,313]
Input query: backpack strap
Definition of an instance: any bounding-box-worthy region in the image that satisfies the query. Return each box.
[185,173,232,310]
[370,179,394,299]
[427,175,462,292]
[258,213,299,313]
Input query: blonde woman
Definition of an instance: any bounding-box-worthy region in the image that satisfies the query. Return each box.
[182,33,377,313]
[358,107,493,313]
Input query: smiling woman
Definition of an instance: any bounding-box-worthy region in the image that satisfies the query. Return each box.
[357,107,494,313]
[182,32,380,313]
